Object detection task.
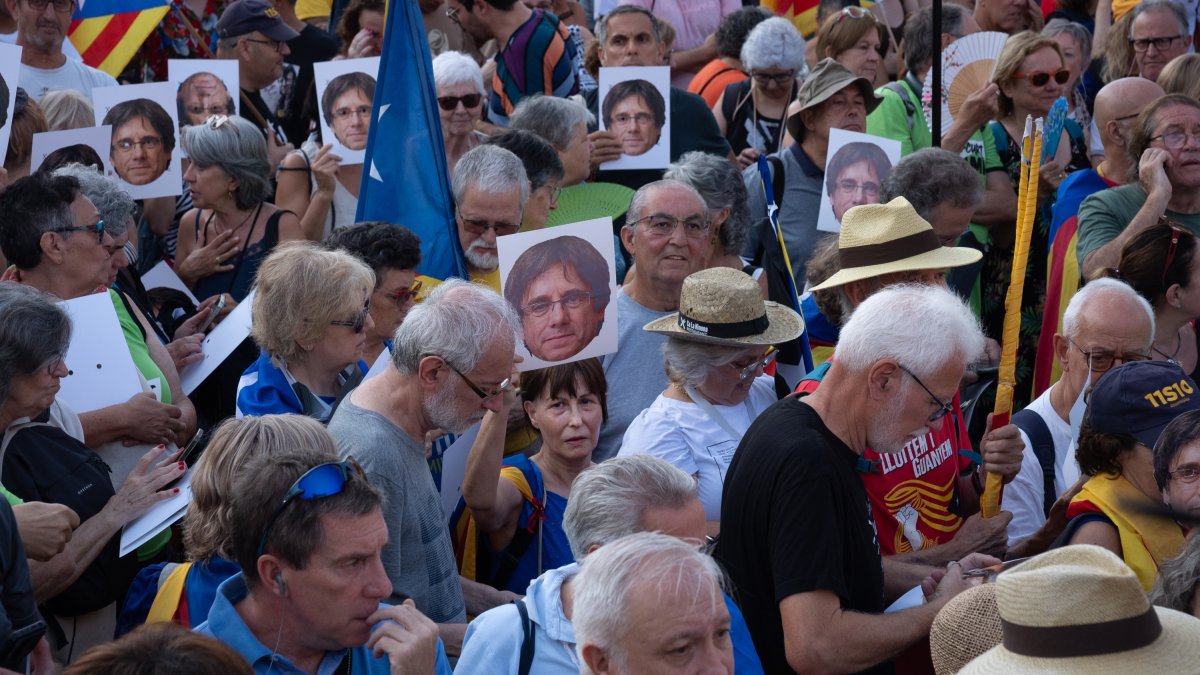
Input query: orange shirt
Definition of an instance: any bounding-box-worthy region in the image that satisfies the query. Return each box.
[688,59,747,109]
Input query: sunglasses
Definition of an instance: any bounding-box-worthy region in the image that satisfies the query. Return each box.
[381,279,423,306]
[1010,69,1070,87]
[833,5,871,22]
[256,459,365,557]
[51,219,106,245]
[437,94,482,111]
[330,301,371,333]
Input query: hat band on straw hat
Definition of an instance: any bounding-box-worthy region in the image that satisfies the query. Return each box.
[840,229,942,268]
[678,312,769,339]
[1000,607,1162,658]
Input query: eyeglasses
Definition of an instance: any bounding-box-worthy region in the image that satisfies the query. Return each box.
[1150,128,1200,150]
[631,214,709,240]
[438,356,511,400]
[835,180,880,198]
[437,94,482,111]
[750,70,796,85]
[330,301,371,333]
[1067,337,1151,372]
[42,354,65,377]
[25,0,74,13]
[51,219,106,245]
[380,279,423,306]
[1130,34,1184,52]
[833,5,871,22]
[1161,217,1192,286]
[186,104,233,117]
[522,291,593,318]
[243,37,285,53]
[256,459,365,557]
[459,212,521,237]
[333,105,371,120]
[537,183,562,206]
[1169,464,1200,483]
[732,346,777,381]
[612,112,655,126]
[113,136,162,153]
[1010,69,1071,87]
[898,364,954,423]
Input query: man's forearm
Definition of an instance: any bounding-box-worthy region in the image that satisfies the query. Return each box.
[881,557,936,602]
[785,598,943,673]
[1081,191,1169,278]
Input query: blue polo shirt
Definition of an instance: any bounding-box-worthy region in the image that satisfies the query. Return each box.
[196,574,452,675]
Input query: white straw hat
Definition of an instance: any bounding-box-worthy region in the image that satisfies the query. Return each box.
[643,267,804,347]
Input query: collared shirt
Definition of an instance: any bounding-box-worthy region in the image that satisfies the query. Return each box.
[196,574,452,675]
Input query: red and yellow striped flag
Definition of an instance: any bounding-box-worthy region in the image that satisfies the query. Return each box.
[68,0,170,78]
[762,0,820,38]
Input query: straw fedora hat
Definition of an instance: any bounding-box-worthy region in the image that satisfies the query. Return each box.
[930,584,1002,675]
[959,545,1200,674]
[643,267,804,347]
[810,197,983,291]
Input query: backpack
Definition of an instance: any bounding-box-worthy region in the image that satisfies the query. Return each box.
[1012,408,1058,518]
[451,465,545,590]
[881,73,923,136]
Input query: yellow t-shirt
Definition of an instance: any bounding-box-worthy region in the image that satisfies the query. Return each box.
[296,0,332,21]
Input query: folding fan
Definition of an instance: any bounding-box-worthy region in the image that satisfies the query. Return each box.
[922,31,1010,136]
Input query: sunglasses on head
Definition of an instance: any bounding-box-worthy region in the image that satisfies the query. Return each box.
[1010,68,1070,87]
[437,94,482,111]
[256,459,365,557]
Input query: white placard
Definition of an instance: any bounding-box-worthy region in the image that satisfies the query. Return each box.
[179,290,255,394]
[57,292,144,413]
[30,125,113,175]
[168,59,240,124]
[816,129,902,233]
[597,66,671,171]
[364,346,391,381]
[439,424,479,521]
[120,470,192,557]
[0,43,22,168]
[313,57,380,165]
[885,585,925,613]
[498,217,618,371]
[142,260,199,306]
[91,82,183,199]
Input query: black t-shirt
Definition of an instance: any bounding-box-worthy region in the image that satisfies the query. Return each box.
[714,397,890,675]
[0,498,40,670]
[283,24,342,146]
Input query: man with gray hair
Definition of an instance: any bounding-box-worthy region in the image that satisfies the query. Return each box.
[452,144,529,289]
[1003,278,1155,546]
[509,95,596,186]
[328,278,521,653]
[575,532,734,675]
[595,178,710,460]
[1129,0,1192,82]
[717,284,997,673]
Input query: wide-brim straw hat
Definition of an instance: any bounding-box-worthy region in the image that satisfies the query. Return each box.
[930,584,1002,675]
[959,545,1200,674]
[810,196,982,291]
[643,267,804,347]
[786,58,882,142]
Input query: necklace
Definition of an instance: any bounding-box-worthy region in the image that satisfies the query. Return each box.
[214,206,257,238]
[1153,330,1183,365]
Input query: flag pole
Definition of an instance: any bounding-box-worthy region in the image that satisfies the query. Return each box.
[931,0,942,147]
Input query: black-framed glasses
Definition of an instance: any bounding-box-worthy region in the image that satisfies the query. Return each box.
[522,291,593,318]
[1010,69,1071,87]
[1066,337,1151,372]
[630,214,709,240]
[1150,128,1200,150]
[330,301,370,333]
[733,346,777,381]
[51,219,106,245]
[437,94,482,111]
[25,0,74,12]
[243,37,284,53]
[458,211,521,237]
[438,356,510,400]
[1169,464,1200,483]
[380,279,423,306]
[750,70,796,85]
[256,459,365,557]
[113,137,162,153]
[898,364,953,423]
[1130,34,1184,52]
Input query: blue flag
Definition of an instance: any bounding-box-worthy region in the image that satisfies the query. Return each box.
[356,0,467,282]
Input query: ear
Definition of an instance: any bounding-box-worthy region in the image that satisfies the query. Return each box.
[416,354,444,391]
[619,225,635,258]
[38,231,66,266]
[656,39,668,65]
[843,281,871,309]
[1165,283,1184,309]
[256,555,286,597]
[598,41,610,67]
[866,360,899,403]
[824,45,836,59]
[998,77,1017,101]
[581,644,614,674]
[799,107,819,135]
[4,0,15,18]
[1054,333,1071,370]
[523,400,539,430]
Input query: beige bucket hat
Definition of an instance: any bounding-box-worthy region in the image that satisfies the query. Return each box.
[786,58,882,142]
[930,584,1002,675]
[643,267,804,347]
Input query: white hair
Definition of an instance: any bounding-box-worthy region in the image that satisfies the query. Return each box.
[562,455,698,560]
[1062,277,1157,343]
[509,95,596,150]
[390,278,520,374]
[573,532,725,674]
[661,338,751,388]
[451,144,530,211]
[432,50,485,95]
[837,284,985,378]
[741,16,807,74]
[624,179,707,229]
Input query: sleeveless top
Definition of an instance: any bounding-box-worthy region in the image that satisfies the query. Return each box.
[191,207,286,302]
[721,79,795,157]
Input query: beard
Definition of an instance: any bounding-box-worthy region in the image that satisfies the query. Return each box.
[423,378,483,435]
[464,238,498,271]
[868,382,928,455]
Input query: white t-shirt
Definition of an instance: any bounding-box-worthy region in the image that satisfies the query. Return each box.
[618,375,777,521]
[1003,386,1080,546]
[0,32,81,61]
[19,58,117,101]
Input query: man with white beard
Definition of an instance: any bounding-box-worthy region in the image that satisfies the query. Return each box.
[452,144,528,290]
[328,278,521,655]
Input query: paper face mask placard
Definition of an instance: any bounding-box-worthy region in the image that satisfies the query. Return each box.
[57,292,145,413]
[180,290,255,394]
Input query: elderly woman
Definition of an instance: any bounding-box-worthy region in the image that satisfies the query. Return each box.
[815,6,888,86]
[0,282,185,661]
[119,415,340,631]
[509,95,596,187]
[1065,360,1195,591]
[485,130,565,231]
[433,51,487,177]
[665,151,762,293]
[458,360,607,594]
[174,115,304,305]
[1042,19,1096,159]
[617,267,798,532]
[276,72,375,241]
[326,221,423,367]
[714,17,806,167]
[236,242,375,420]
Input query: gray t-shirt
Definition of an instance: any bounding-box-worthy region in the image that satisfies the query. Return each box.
[743,144,825,282]
[328,397,467,624]
[1077,183,1200,265]
[595,287,671,461]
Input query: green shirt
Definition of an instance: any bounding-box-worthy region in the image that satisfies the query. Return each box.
[867,80,931,156]
[1077,183,1200,264]
[0,485,22,507]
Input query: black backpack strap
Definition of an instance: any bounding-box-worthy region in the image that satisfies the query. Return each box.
[1012,408,1057,518]
[882,81,916,133]
[767,155,785,210]
[514,599,535,675]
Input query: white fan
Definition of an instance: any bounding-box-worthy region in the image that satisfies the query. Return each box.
[922,31,1009,136]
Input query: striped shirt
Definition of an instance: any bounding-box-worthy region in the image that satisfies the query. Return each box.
[488,9,580,127]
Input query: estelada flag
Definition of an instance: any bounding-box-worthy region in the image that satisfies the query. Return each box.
[68,0,170,78]
[762,0,820,38]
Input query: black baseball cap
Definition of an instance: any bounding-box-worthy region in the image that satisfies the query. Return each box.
[217,0,300,42]
[1086,360,1200,449]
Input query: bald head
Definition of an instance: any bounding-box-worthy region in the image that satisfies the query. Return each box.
[1095,78,1165,153]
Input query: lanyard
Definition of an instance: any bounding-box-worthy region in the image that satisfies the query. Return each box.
[683,385,755,440]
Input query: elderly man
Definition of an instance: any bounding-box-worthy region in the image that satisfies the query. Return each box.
[1004,278,1155,545]
[197,447,452,674]
[327,279,520,653]
[595,179,709,460]
[456,455,762,674]
[575,533,734,675]
[510,95,595,187]
[103,99,176,187]
[1129,0,1191,82]
[9,0,116,100]
[1079,94,1200,278]
[452,144,528,290]
[176,72,236,126]
[717,284,997,673]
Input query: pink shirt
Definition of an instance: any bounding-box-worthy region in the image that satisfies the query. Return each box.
[622,0,741,88]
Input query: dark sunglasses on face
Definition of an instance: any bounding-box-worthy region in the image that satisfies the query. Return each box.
[51,219,106,245]
[1011,68,1071,87]
[330,301,371,333]
[438,94,483,111]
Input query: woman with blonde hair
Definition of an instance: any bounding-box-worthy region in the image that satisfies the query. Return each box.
[1157,53,1200,99]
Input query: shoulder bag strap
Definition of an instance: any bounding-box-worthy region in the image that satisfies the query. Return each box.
[1012,408,1058,517]
[515,599,535,675]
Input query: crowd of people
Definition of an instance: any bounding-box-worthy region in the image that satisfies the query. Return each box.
[0,0,1198,672]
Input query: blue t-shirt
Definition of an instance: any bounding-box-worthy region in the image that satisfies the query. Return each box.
[497,454,574,594]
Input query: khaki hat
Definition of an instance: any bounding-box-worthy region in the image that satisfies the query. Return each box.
[809,197,982,291]
[930,584,1002,675]
[786,58,882,142]
[643,267,804,347]
[959,545,1200,674]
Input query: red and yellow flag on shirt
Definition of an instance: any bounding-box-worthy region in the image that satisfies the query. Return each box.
[762,0,820,38]
[68,0,170,77]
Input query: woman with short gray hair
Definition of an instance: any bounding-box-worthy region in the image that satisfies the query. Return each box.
[618,267,800,532]
[1043,19,1097,159]
[174,115,304,305]
[432,51,487,177]
[510,95,596,186]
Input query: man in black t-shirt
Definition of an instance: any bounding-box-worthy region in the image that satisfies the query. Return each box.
[715,284,999,674]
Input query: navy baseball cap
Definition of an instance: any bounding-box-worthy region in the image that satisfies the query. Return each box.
[217,0,300,42]
[1086,360,1200,448]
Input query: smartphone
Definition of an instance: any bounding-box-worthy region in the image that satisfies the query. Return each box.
[0,619,45,667]
[165,429,206,489]
[197,294,226,334]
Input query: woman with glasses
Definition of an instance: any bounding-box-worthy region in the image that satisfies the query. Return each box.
[618,267,799,534]
[456,359,607,594]
[236,242,375,421]
[432,51,487,179]
[327,221,424,368]
[713,17,806,168]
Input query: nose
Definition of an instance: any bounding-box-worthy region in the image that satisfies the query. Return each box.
[280,41,291,57]
[548,300,568,324]
[51,358,68,378]
[183,163,196,181]
[132,143,148,158]
[365,555,392,600]
[567,402,583,426]
[481,227,498,245]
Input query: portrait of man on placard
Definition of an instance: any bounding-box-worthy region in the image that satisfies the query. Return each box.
[176,72,235,127]
[102,98,175,186]
[826,141,893,223]
[321,71,376,152]
[601,78,666,158]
